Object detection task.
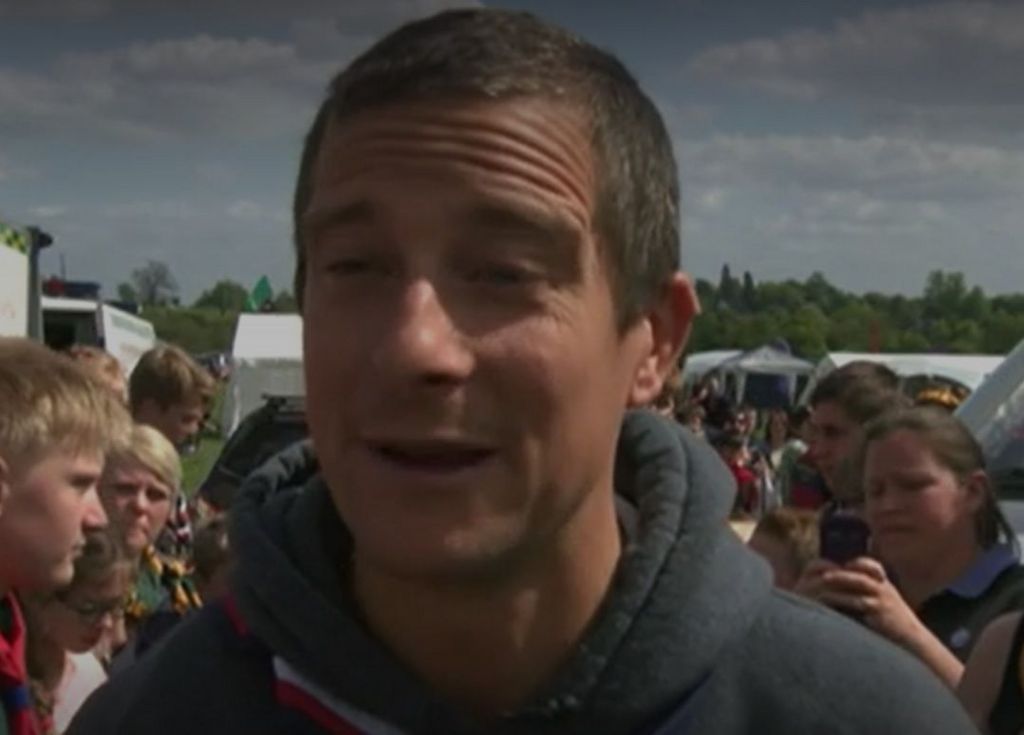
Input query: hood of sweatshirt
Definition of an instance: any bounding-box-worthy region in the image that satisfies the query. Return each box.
[230,410,773,735]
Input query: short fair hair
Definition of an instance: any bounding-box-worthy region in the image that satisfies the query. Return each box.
[752,508,820,575]
[0,338,131,467]
[129,345,213,414]
[106,424,182,498]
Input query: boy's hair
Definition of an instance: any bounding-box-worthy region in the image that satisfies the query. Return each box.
[0,338,131,466]
[67,344,124,386]
[753,508,820,573]
[106,424,182,497]
[809,362,909,425]
[192,515,231,585]
[60,526,133,595]
[129,344,214,414]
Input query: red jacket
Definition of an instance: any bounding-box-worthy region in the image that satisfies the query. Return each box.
[0,594,40,735]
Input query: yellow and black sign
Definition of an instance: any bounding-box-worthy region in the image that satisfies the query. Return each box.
[0,221,28,254]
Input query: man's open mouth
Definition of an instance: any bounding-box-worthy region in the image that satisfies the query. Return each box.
[370,442,495,473]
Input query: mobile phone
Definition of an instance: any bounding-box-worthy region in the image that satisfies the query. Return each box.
[819,513,870,565]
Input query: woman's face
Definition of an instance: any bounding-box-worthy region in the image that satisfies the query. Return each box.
[863,429,983,567]
[99,461,174,556]
[34,570,130,654]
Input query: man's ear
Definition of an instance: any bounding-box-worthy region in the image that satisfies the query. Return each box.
[628,272,700,408]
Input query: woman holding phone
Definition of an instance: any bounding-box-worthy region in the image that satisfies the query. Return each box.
[798,406,1024,689]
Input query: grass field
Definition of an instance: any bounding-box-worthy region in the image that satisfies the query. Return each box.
[180,386,227,497]
[180,434,226,498]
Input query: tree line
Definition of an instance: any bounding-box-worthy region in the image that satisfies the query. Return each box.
[117,260,1024,359]
[690,266,1024,359]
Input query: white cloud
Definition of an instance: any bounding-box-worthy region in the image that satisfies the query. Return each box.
[687,1,1024,137]
[680,134,1024,203]
[0,34,328,142]
[28,205,68,219]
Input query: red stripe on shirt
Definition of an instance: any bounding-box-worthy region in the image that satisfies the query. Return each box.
[274,679,365,735]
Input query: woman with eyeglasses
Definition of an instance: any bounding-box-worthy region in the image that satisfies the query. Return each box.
[23,528,133,733]
[97,425,201,670]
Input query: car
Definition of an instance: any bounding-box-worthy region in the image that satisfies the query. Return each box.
[197,394,308,511]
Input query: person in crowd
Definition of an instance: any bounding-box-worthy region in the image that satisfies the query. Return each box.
[799,407,1024,690]
[774,405,810,504]
[129,344,214,558]
[129,345,213,450]
[763,409,789,470]
[748,508,819,591]
[791,362,908,510]
[69,9,976,734]
[714,432,760,517]
[23,529,132,733]
[958,610,1024,735]
[65,347,126,406]
[0,338,129,734]
[677,402,706,440]
[97,425,200,669]
[190,516,232,603]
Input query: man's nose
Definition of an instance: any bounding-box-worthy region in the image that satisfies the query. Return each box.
[381,279,474,383]
[82,486,108,530]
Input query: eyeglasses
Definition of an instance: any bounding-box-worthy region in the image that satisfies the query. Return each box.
[58,596,127,624]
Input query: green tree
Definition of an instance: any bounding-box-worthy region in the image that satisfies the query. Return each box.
[718,264,741,309]
[272,290,299,313]
[116,282,138,303]
[131,260,179,306]
[194,279,248,313]
[741,271,757,311]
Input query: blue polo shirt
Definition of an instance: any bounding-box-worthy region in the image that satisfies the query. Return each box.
[918,544,1024,661]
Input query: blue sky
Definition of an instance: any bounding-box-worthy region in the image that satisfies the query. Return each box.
[1,0,1022,302]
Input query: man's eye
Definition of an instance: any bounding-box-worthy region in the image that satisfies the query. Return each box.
[468,264,535,285]
[325,258,372,275]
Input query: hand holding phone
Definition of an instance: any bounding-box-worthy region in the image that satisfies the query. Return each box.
[819,513,871,565]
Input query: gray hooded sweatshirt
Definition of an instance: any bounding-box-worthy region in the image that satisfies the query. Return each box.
[69,411,978,734]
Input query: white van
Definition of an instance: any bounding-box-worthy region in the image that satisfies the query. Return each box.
[42,296,156,376]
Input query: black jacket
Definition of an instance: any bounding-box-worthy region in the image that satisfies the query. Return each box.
[69,412,978,734]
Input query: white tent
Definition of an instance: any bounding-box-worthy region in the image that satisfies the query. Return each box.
[957,339,1024,473]
[221,314,304,437]
[681,350,741,383]
[715,345,814,404]
[800,352,1004,404]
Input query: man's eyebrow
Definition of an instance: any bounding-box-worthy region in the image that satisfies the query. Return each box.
[300,200,375,235]
[464,203,579,246]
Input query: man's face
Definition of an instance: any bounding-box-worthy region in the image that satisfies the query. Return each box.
[808,401,861,492]
[301,97,678,578]
[136,398,204,448]
[0,449,107,592]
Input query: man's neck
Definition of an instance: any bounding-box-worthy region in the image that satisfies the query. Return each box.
[352,489,623,720]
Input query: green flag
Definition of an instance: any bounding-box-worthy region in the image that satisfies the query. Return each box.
[246,275,273,312]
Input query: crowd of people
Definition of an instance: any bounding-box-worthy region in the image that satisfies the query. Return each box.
[0,338,232,734]
[1,7,1021,734]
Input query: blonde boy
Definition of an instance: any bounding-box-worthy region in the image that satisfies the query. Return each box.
[0,338,129,731]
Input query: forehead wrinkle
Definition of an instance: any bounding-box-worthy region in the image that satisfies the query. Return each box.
[317,106,594,219]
